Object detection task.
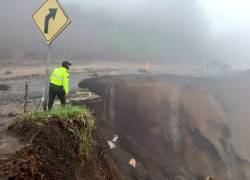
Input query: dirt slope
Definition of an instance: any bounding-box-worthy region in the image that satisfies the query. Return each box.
[0,107,121,180]
[79,73,250,180]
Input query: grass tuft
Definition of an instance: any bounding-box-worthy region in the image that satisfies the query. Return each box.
[17,105,96,159]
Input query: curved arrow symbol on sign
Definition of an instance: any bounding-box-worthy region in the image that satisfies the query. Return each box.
[44,8,57,34]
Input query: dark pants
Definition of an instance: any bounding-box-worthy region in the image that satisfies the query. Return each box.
[48,83,66,110]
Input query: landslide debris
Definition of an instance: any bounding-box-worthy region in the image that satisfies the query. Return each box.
[0,84,10,91]
[0,106,121,180]
[79,74,250,180]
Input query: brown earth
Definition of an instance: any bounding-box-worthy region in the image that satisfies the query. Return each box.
[79,73,250,180]
[1,62,250,180]
[0,112,121,180]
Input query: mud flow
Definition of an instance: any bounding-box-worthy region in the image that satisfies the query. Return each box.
[79,74,250,180]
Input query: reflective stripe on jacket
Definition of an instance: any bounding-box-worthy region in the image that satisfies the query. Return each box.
[49,67,69,94]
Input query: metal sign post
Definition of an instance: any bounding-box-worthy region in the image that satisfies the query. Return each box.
[43,44,51,111]
[33,0,71,111]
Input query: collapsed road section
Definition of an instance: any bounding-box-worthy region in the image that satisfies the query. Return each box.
[79,74,250,180]
[0,106,121,180]
[1,72,250,180]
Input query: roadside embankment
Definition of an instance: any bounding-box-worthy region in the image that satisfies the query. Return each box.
[0,106,121,180]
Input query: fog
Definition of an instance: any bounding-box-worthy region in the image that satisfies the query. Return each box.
[0,0,249,68]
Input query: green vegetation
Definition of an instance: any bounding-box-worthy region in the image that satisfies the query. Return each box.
[18,105,96,159]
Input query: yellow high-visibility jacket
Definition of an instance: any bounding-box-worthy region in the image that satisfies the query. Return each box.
[49,67,69,94]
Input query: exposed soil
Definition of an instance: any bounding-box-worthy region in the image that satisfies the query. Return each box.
[2,64,250,180]
[0,113,121,180]
[79,74,250,180]
[80,130,122,180]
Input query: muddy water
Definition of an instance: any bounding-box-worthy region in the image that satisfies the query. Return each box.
[79,74,250,180]
[0,72,89,101]
[169,86,181,152]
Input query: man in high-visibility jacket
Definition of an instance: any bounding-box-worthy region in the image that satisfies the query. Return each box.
[48,61,71,110]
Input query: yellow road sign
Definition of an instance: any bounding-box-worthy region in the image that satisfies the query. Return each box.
[32,0,71,44]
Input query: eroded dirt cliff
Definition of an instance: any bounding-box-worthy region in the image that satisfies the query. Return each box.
[79,74,250,180]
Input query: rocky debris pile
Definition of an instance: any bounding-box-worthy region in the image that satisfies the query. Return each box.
[0,106,121,180]
[0,84,10,91]
[5,70,12,75]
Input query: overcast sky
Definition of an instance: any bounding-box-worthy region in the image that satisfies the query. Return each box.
[1,0,249,68]
[62,0,250,34]
[199,0,250,33]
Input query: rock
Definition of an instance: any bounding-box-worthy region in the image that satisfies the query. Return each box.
[175,175,187,180]
[0,84,10,91]
[8,112,17,117]
[5,70,12,75]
